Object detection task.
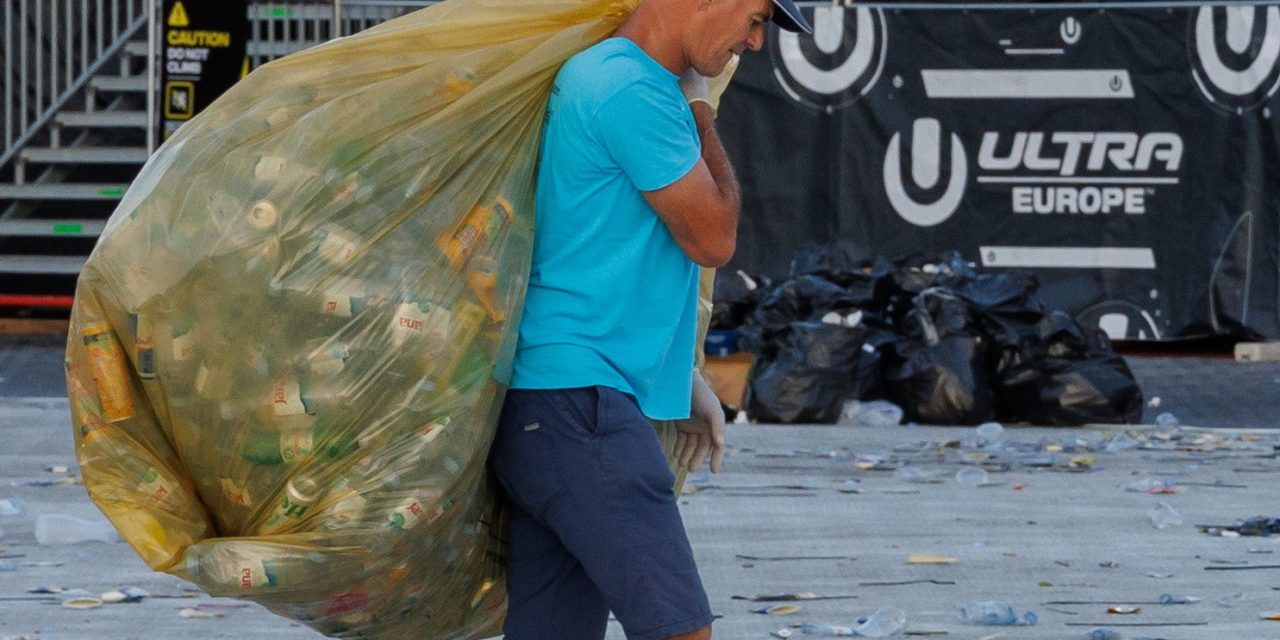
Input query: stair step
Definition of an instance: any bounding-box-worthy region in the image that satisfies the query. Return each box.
[90,75,148,93]
[22,147,149,165]
[0,184,129,200]
[124,41,149,57]
[247,41,315,59]
[55,111,147,128]
[0,255,87,275]
[0,219,106,238]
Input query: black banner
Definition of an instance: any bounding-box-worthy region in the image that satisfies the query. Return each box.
[159,0,249,140]
[719,3,1280,340]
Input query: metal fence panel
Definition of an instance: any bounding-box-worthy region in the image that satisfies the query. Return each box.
[1,0,148,169]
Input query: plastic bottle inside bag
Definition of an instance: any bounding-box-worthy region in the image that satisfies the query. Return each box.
[260,474,324,534]
[437,197,513,270]
[184,541,369,596]
[466,255,504,323]
[81,324,137,423]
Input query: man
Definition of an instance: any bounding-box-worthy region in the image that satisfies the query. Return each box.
[488,1,812,638]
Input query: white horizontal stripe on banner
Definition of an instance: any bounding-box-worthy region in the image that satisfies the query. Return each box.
[980,246,1157,269]
[922,70,1135,99]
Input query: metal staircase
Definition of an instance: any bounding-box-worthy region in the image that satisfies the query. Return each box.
[1,0,151,310]
[0,1,430,314]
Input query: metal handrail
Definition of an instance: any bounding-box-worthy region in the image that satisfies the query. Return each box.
[2,0,149,170]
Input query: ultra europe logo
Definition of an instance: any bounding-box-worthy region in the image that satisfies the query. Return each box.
[884,120,1185,227]
[883,119,968,227]
[769,6,886,113]
[1189,5,1280,113]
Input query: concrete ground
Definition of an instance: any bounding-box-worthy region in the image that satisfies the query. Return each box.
[2,399,1279,639]
[1,338,1278,639]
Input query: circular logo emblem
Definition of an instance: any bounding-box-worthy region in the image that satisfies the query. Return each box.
[1189,5,1280,113]
[1077,300,1163,341]
[883,118,968,228]
[1060,17,1083,45]
[769,6,887,113]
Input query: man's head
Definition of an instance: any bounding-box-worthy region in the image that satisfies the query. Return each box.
[682,0,813,76]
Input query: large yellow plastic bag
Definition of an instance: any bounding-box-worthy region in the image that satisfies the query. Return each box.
[63,1,639,637]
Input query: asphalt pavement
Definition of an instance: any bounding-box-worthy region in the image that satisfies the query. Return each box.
[1,338,1278,639]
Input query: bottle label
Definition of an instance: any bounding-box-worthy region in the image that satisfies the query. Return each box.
[325,493,367,529]
[171,331,196,362]
[389,499,425,530]
[271,378,307,417]
[317,227,359,265]
[390,303,431,347]
[455,225,481,255]
[137,467,172,505]
[322,291,354,318]
[235,557,272,590]
[279,430,314,463]
[279,493,309,519]
[133,314,156,379]
[135,339,156,379]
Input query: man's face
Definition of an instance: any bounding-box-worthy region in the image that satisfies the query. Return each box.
[687,0,773,76]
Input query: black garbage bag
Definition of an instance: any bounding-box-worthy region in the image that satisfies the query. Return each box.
[849,327,898,402]
[957,271,1048,388]
[711,270,772,330]
[890,251,978,297]
[997,311,1143,425]
[789,245,894,307]
[746,321,866,424]
[881,252,977,329]
[956,271,1047,345]
[738,275,861,356]
[885,289,995,424]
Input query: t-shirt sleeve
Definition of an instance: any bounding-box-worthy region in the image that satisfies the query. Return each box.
[593,79,702,192]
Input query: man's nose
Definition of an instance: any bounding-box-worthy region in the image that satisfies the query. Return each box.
[746,26,765,51]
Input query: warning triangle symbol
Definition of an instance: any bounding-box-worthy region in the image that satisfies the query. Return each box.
[168,1,190,27]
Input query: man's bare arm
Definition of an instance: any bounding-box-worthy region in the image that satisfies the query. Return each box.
[642,101,741,268]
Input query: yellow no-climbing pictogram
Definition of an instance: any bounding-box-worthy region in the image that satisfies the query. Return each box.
[168,1,190,28]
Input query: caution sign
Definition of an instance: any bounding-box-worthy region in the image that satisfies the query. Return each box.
[159,0,248,140]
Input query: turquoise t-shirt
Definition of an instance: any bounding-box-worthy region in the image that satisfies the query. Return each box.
[509,38,702,420]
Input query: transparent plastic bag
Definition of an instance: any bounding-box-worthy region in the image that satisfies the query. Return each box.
[64,1,642,637]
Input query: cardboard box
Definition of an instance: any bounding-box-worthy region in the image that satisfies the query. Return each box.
[703,353,753,409]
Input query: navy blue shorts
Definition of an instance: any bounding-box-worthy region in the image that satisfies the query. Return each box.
[489,386,712,640]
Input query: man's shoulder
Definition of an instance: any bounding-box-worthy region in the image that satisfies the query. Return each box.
[558,39,675,110]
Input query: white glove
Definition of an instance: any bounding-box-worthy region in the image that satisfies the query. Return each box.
[674,370,727,473]
[679,68,710,107]
[679,55,741,116]
[706,54,741,114]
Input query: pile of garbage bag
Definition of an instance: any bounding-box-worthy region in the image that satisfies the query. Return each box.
[63,1,647,638]
[725,248,1143,426]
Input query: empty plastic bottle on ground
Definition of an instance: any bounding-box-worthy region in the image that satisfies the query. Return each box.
[959,601,1038,626]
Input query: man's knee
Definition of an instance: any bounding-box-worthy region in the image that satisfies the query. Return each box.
[665,625,711,640]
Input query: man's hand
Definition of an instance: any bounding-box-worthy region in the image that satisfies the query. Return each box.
[705,54,740,114]
[679,69,710,107]
[679,55,741,116]
[674,369,727,473]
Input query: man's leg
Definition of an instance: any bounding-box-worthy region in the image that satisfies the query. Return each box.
[490,386,714,640]
[490,390,610,640]
[499,494,609,639]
